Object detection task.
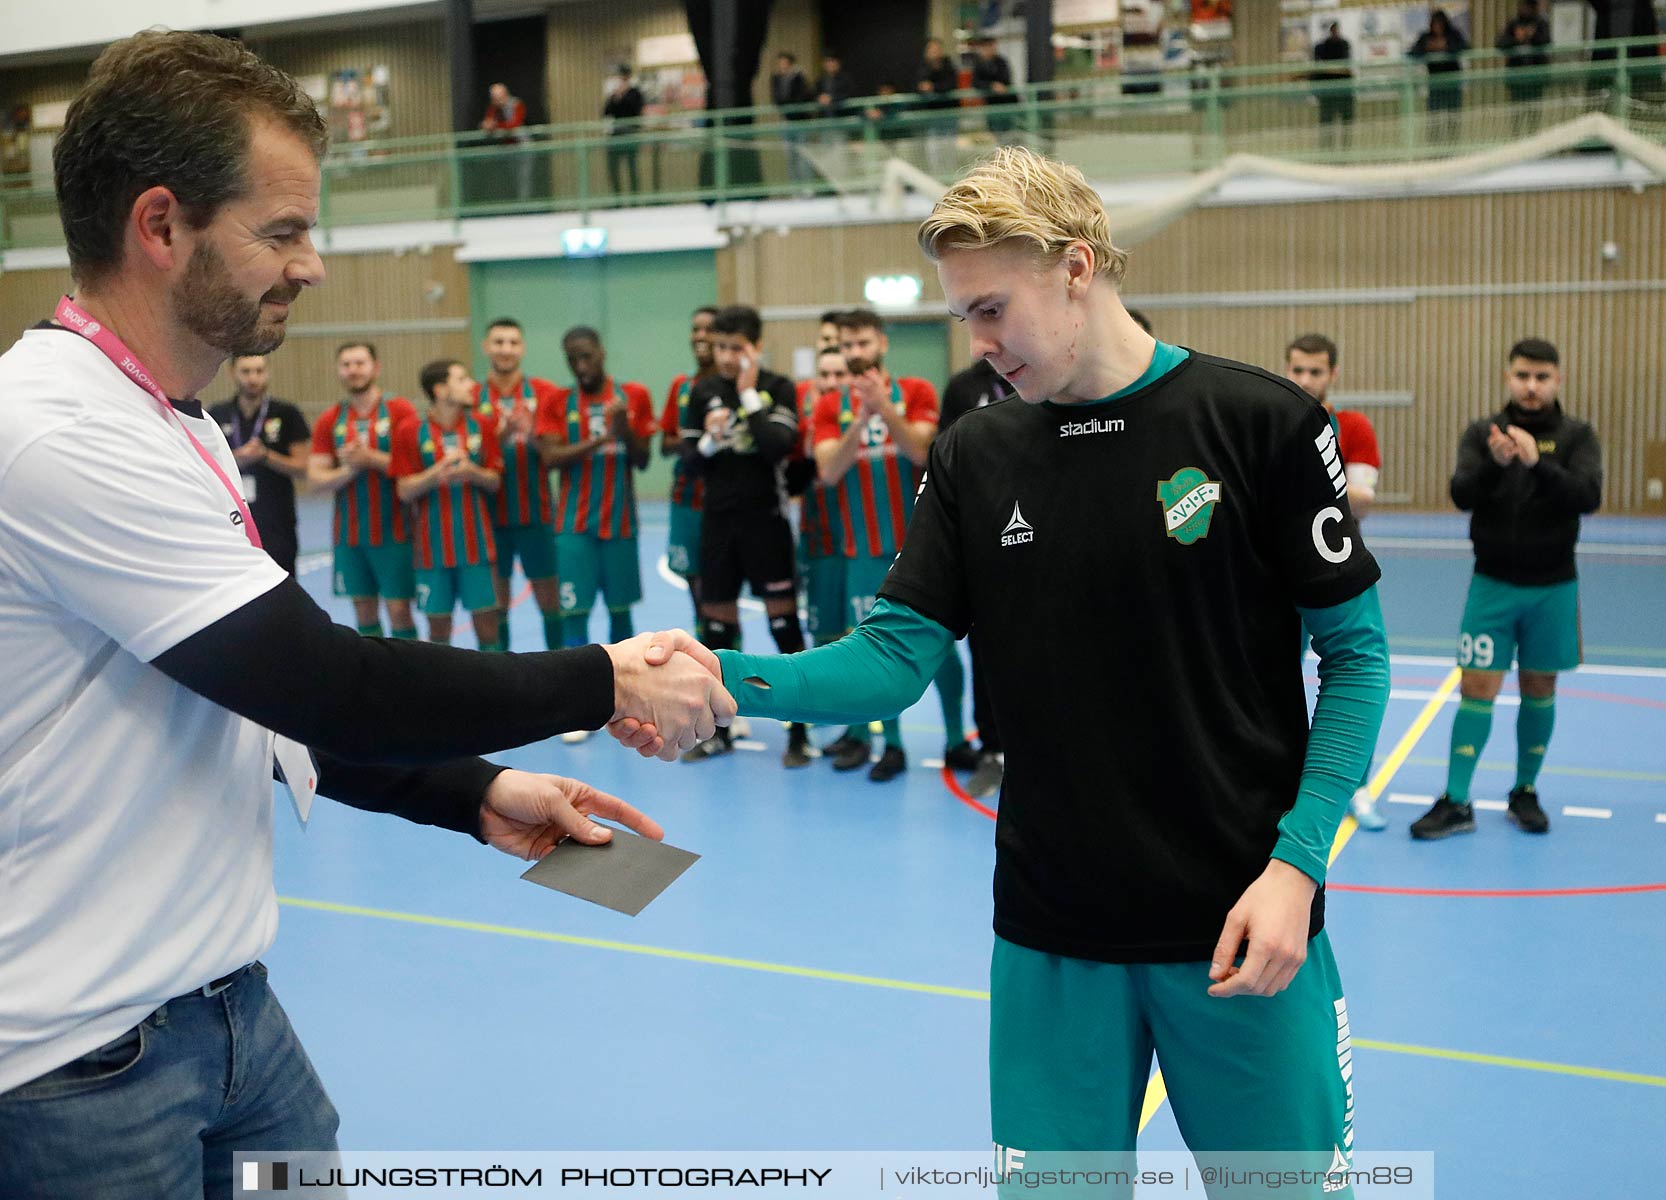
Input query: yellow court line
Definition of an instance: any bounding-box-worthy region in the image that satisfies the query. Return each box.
[275,896,990,1000]
[1351,1038,1666,1089]
[1134,666,1462,1133]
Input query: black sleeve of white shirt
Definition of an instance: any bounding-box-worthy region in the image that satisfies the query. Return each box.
[876,433,972,636]
[309,751,507,841]
[1263,398,1382,608]
[156,576,614,761]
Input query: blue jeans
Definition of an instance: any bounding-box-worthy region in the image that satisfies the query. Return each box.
[0,963,340,1199]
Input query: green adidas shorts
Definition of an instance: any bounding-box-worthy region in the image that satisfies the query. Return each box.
[802,551,848,642]
[667,502,703,579]
[416,563,497,616]
[556,533,642,616]
[332,542,415,601]
[1457,574,1581,673]
[493,523,559,583]
[990,933,1357,1199]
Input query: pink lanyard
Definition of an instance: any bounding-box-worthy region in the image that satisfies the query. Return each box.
[54,296,262,548]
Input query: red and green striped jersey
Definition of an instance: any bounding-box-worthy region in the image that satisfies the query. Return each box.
[797,380,840,558]
[812,376,939,560]
[473,375,558,528]
[311,395,418,547]
[537,377,657,540]
[388,411,504,569]
[660,374,705,510]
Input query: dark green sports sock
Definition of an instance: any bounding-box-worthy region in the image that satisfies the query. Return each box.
[844,723,871,745]
[542,611,564,650]
[355,621,383,637]
[881,718,902,750]
[933,648,966,747]
[430,632,450,646]
[1444,697,1494,802]
[562,612,590,649]
[497,609,512,652]
[389,626,418,640]
[1516,695,1556,789]
[608,608,634,643]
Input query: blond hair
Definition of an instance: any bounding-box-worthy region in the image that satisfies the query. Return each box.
[917,146,1128,287]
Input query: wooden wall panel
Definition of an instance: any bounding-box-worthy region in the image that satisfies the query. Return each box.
[717,184,1666,513]
[250,20,451,142]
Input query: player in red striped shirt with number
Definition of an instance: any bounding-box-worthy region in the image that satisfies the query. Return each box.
[308,341,419,639]
[474,317,564,653]
[814,308,972,782]
[392,360,504,648]
[536,326,656,656]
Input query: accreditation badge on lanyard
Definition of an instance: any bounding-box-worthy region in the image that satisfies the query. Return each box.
[54,296,318,827]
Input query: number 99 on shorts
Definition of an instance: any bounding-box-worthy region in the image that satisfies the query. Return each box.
[1457,632,1496,668]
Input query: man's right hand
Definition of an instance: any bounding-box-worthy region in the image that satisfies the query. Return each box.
[603,631,736,762]
[1486,423,1518,467]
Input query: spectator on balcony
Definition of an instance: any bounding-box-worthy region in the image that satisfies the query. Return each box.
[771,52,815,187]
[602,64,645,197]
[916,36,961,176]
[1311,22,1356,152]
[816,52,855,121]
[480,82,532,200]
[1497,1,1552,135]
[1410,10,1470,145]
[970,35,1018,139]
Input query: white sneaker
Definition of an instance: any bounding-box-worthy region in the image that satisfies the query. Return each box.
[1350,786,1387,831]
[730,716,752,739]
[560,729,591,744]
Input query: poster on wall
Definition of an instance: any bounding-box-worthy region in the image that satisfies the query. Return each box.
[1191,0,1232,42]
[328,66,391,144]
[1280,16,1313,61]
[1,105,31,178]
[640,67,707,119]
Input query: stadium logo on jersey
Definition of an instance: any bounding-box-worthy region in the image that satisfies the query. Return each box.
[1000,502,1034,547]
[1059,415,1125,439]
[1311,506,1353,564]
[1157,468,1222,545]
[1314,424,1347,498]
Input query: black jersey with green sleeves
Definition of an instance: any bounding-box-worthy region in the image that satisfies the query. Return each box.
[878,351,1381,964]
[681,369,800,516]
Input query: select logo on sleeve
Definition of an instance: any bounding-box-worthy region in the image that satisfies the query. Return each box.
[1157,467,1222,545]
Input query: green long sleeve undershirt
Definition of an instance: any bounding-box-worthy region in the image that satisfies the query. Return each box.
[717,587,1389,886]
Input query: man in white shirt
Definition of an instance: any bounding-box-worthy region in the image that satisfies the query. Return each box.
[0,30,731,1200]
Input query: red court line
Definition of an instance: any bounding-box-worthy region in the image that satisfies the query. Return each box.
[507,581,534,610]
[1557,687,1666,712]
[939,765,997,821]
[1328,882,1666,898]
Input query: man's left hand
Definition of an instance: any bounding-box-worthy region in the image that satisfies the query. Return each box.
[1206,859,1318,998]
[233,440,267,466]
[1505,425,1540,467]
[480,769,664,860]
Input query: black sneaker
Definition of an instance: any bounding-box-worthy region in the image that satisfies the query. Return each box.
[868,746,907,782]
[821,733,862,758]
[1410,794,1476,840]
[1507,785,1551,833]
[681,731,733,763]
[782,723,812,769]
[966,751,1004,799]
[830,739,873,771]
[943,740,980,771]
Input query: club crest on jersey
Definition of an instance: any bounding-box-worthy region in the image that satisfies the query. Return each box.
[1157,467,1223,545]
[264,418,282,441]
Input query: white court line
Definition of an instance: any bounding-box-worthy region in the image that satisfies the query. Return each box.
[297,551,331,576]
[1562,805,1613,819]
[1370,537,1666,558]
[1474,799,1508,812]
[1307,652,1666,680]
[1385,793,1508,811]
[1656,814,1666,824]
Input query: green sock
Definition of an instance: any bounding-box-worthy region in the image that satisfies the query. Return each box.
[608,608,634,642]
[881,718,902,751]
[389,626,418,640]
[497,610,512,652]
[563,612,590,649]
[1444,698,1494,803]
[844,724,870,745]
[430,632,450,646]
[1516,696,1556,789]
[933,648,966,747]
[542,611,564,650]
[355,621,383,637]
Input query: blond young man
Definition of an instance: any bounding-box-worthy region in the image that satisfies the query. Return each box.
[664,148,1391,1194]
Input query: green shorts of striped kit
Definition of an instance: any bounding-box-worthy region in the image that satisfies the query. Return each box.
[666,503,703,579]
[1457,574,1580,673]
[492,523,559,583]
[990,932,1357,1199]
[802,551,848,642]
[417,563,497,616]
[332,542,414,601]
[556,533,642,615]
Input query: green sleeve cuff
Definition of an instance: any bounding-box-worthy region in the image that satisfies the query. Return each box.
[1276,586,1391,883]
[717,597,955,726]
